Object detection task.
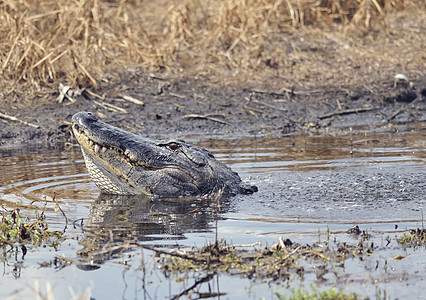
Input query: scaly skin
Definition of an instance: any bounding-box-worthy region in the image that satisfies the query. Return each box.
[72,112,257,197]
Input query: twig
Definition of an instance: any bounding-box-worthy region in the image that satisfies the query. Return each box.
[171,274,215,300]
[214,188,224,244]
[249,88,322,96]
[169,92,185,99]
[386,95,420,122]
[280,245,303,261]
[53,193,68,232]
[371,0,384,16]
[2,28,23,70]
[94,100,127,113]
[75,60,99,89]
[0,112,39,128]
[149,73,167,81]
[182,114,228,124]
[92,241,137,257]
[233,242,262,248]
[318,107,377,119]
[83,89,105,100]
[251,99,287,112]
[140,244,220,264]
[120,95,144,105]
[72,218,85,228]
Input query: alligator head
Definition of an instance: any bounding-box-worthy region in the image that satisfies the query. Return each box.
[72,112,257,197]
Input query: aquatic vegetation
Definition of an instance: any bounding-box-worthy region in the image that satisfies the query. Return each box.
[158,238,303,281]
[0,206,64,248]
[156,233,374,283]
[397,228,426,248]
[274,286,359,300]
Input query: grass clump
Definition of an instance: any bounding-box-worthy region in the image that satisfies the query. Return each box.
[274,286,359,300]
[0,0,418,95]
[0,207,63,248]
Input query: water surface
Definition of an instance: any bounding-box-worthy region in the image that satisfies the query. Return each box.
[0,129,425,299]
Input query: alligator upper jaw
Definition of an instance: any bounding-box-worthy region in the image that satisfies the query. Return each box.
[72,111,159,168]
[72,122,159,171]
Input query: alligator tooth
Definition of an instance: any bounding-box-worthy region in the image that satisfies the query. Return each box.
[89,140,94,147]
[94,144,100,153]
[101,147,107,153]
[124,149,130,156]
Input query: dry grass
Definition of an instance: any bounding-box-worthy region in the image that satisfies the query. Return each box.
[0,0,423,96]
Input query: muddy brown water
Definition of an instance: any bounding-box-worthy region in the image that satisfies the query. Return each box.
[0,128,425,299]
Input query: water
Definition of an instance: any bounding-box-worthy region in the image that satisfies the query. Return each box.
[0,130,425,299]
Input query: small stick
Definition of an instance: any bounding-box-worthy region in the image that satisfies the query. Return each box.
[92,241,137,256]
[172,274,215,300]
[387,96,419,122]
[250,88,321,96]
[318,107,377,119]
[252,99,287,112]
[169,92,185,99]
[183,114,227,124]
[140,244,220,264]
[31,52,54,70]
[0,112,39,128]
[84,89,105,100]
[75,60,99,89]
[94,101,127,113]
[120,95,144,105]
[53,193,68,232]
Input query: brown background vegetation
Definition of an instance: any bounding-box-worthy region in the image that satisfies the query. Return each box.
[1,0,424,101]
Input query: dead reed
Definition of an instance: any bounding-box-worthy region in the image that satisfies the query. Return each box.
[0,0,417,95]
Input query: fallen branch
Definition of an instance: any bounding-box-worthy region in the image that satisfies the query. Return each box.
[182,114,227,124]
[0,112,39,128]
[249,88,322,96]
[94,100,127,113]
[140,244,220,264]
[387,95,420,122]
[318,107,377,119]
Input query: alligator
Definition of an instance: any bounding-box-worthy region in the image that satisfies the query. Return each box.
[72,112,258,197]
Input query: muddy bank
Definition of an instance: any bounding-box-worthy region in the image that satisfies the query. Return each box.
[1,1,425,149]
[1,72,425,149]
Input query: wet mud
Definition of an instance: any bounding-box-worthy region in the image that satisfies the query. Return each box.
[0,71,425,149]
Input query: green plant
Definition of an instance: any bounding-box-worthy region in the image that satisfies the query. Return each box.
[275,286,359,300]
[0,207,63,248]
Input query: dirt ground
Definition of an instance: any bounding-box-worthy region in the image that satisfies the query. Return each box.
[0,2,425,149]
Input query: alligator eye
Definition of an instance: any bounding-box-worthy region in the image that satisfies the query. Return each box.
[167,143,180,151]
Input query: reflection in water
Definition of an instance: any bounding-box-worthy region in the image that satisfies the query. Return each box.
[0,147,92,214]
[0,130,425,298]
[76,194,226,269]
